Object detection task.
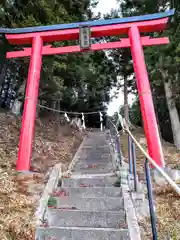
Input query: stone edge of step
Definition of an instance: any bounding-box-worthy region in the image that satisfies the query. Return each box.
[46,209,126,228]
[46,208,126,214]
[67,173,117,178]
[36,227,130,240]
[36,226,130,235]
[37,226,129,231]
[121,183,142,240]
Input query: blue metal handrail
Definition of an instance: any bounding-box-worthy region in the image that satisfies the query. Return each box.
[131,139,137,192]
[108,118,158,237]
[125,131,159,239]
[128,135,133,174]
[108,116,180,238]
[128,132,158,238]
[127,130,180,239]
[145,159,158,240]
[114,114,180,238]
[108,116,157,237]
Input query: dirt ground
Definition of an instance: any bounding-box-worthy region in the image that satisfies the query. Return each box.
[0,112,83,240]
[120,127,180,240]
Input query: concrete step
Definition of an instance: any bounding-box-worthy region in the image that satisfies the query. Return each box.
[62,176,118,187]
[47,209,126,228]
[73,168,114,174]
[73,165,114,174]
[85,154,111,158]
[54,186,122,198]
[82,157,111,163]
[82,144,108,148]
[83,151,110,154]
[76,154,111,159]
[75,162,112,169]
[37,226,130,240]
[76,159,111,165]
[70,172,115,179]
[51,196,124,211]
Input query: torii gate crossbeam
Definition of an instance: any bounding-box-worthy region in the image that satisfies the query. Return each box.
[1,9,175,171]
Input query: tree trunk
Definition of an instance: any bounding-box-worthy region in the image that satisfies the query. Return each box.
[163,78,180,149]
[0,63,7,93]
[152,89,162,141]
[124,76,129,123]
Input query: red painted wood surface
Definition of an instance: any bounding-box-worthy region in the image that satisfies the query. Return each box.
[6,18,168,45]
[129,26,164,168]
[16,36,43,171]
[6,37,169,58]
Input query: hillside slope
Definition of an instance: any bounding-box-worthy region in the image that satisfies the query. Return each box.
[0,112,83,240]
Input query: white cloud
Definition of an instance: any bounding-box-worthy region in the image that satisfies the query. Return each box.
[94,0,119,15]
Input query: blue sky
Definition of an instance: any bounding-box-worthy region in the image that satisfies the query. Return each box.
[93,0,135,115]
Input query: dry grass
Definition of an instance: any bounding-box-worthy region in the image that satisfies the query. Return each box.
[155,184,180,239]
[139,183,180,240]
[0,112,82,240]
[120,128,180,239]
[0,169,35,240]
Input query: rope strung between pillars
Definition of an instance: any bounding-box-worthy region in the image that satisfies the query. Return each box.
[38,103,106,115]
[38,103,107,131]
[99,111,103,131]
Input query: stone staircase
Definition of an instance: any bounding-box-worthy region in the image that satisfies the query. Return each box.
[36,131,140,240]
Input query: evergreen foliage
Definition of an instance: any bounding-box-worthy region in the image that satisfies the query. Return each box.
[0,0,116,114]
[114,0,180,142]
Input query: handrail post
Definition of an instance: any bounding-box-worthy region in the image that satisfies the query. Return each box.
[116,134,122,166]
[128,134,133,174]
[145,159,158,240]
[132,139,137,191]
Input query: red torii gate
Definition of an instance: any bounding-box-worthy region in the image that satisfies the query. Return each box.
[3,9,174,171]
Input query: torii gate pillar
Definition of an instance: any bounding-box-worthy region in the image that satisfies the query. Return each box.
[129,26,164,168]
[17,36,43,170]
